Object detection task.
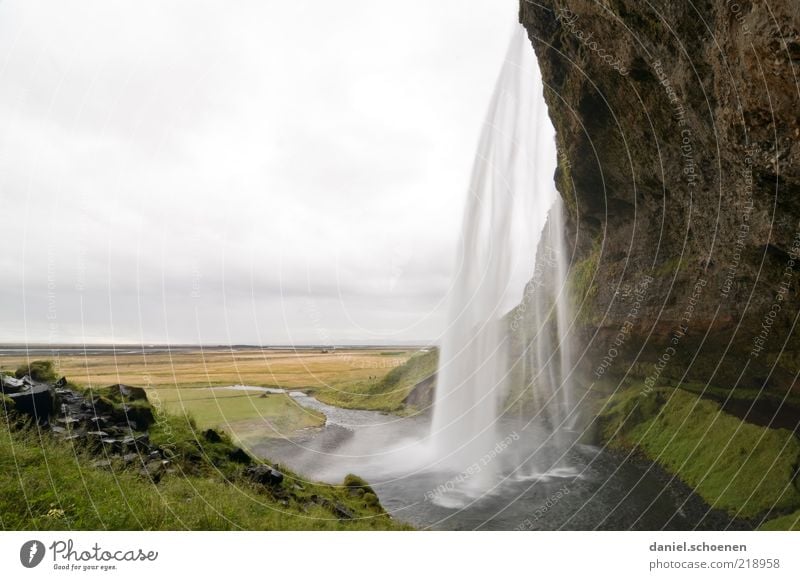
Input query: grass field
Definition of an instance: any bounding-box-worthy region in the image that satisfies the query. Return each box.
[0,348,421,440]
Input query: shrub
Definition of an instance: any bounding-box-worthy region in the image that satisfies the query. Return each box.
[15,360,57,383]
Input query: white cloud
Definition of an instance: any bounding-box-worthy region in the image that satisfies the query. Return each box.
[0,0,518,344]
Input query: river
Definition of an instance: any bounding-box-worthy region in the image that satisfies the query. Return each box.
[216,386,747,531]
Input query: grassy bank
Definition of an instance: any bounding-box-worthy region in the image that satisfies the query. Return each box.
[314,349,438,413]
[599,385,800,527]
[0,406,408,531]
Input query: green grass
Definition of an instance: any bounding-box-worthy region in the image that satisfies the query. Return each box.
[0,409,409,530]
[314,349,438,412]
[600,386,800,522]
[149,387,325,442]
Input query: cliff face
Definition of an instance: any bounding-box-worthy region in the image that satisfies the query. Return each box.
[519,0,800,393]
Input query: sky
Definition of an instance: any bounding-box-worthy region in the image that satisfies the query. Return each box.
[0,0,523,345]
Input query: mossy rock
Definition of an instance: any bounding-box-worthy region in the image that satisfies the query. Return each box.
[103,384,149,403]
[600,386,800,518]
[343,473,377,497]
[14,360,57,383]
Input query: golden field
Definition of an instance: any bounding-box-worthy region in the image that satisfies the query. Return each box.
[0,348,415,441]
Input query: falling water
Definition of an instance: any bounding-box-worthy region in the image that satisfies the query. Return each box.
[429,25,578,504]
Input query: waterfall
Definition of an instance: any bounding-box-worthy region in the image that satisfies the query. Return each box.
[429,25,578,505]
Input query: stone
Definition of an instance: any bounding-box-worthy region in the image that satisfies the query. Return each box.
[105,384,148,402]
[203,428,222,443]
[228,447,252,465]
[244,464,284,487]
[332,502,355,520]
[0,375,25,393]
[8,383,54,425]
[518,0,800,392]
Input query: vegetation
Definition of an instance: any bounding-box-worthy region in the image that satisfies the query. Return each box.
[0,405,409,531]
[15,360,58,382]
[759,510,800,531]
[149,387,325,443]
[569,243,600,323]
[315,349,438,413]
[0,394,14,411]
[600,385,800,523]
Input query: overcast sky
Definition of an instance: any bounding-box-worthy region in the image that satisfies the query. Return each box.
[0,0,524,345]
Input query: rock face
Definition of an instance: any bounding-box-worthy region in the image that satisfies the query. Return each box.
[518,0,800,393]
[1,376,54,425]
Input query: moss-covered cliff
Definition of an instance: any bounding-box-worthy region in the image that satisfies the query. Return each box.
[516,0,800,530]
[519,0,800,395]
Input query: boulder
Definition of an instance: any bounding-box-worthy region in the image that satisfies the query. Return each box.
[203,428,223,443]
[7,382,54,425]
[0,375,25,394]
[228,447,252,465]
[244,464,284,487]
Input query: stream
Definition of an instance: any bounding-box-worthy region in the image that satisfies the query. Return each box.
[216,385,746,531]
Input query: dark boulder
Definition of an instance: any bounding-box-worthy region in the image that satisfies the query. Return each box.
[7,382,54,426]
[244,464,284,487]
[203,428,223,443]
[0,375,25,394]
[228,447,252,465]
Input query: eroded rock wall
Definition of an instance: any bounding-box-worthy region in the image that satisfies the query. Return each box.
[518,0,800,392]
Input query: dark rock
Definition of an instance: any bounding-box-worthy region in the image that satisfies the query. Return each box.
[228,447,252,465]
[105,384,148,402]
[203,428,222,443]
[332,502,355,520]
[0,375,25,394]
[518,0,800,393]
[404,373,436,410]
[7,382,54,425]
[307,495,355,520]
[116,405,155,430]
[140,460,165,482]
[54,377,68,388]
[244,464,284,487]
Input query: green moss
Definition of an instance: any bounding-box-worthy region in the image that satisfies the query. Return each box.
[759,510,800,530]
[15,360,57,383]
[600,386,800,519]
[1,394,14,411]
[569,242,600,323]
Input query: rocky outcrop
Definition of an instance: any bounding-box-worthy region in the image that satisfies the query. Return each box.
[1,376,54,425]
[519,0,800,394]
